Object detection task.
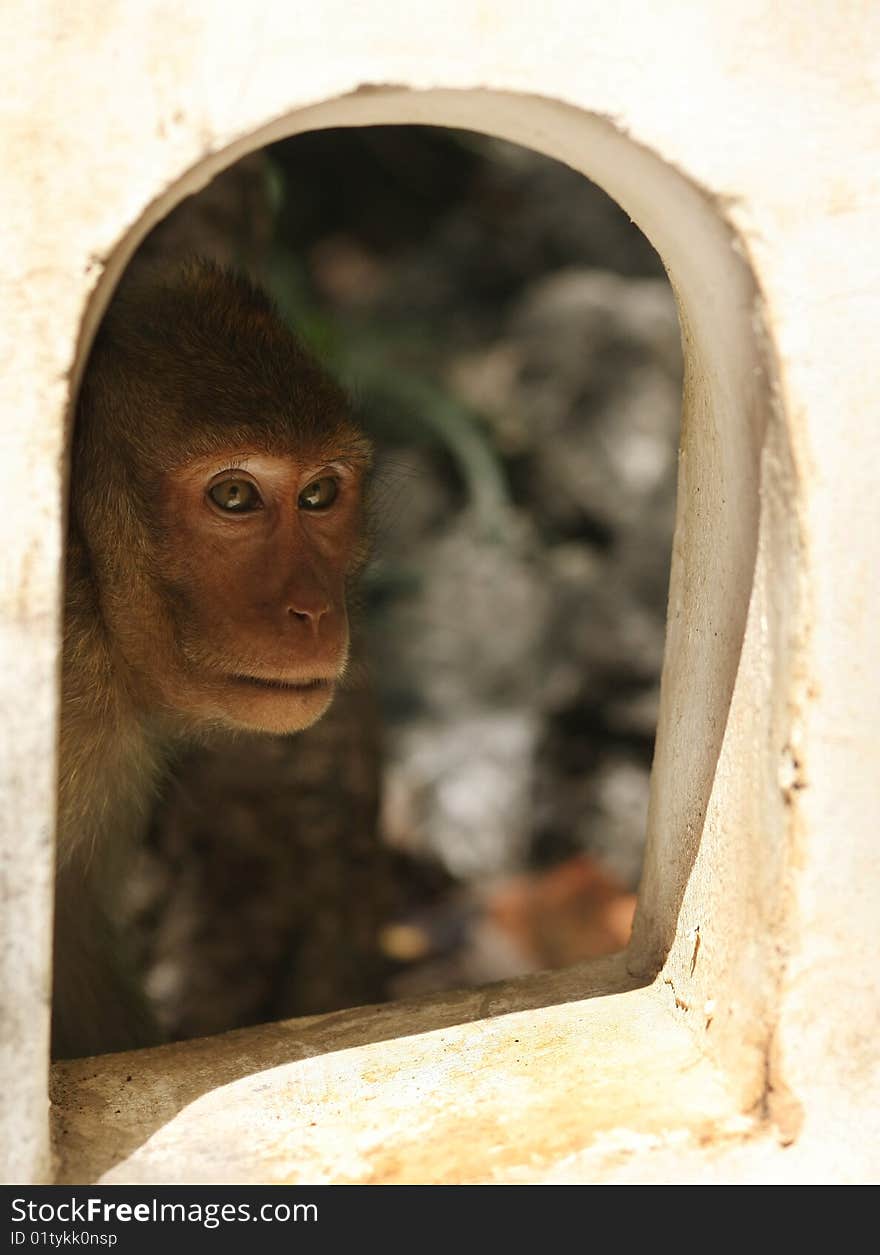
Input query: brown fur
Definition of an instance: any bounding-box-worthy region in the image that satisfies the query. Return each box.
[54,261,370,1058]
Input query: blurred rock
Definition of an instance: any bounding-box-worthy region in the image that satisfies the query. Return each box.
[581,754,652,889]
[382,853,637,1001]
[496,268,681,540]
[382,708,541,880]
[372,263,680,890]
[487,854,637,968]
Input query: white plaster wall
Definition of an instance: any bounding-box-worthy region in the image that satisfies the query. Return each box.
[1,1,878,1183]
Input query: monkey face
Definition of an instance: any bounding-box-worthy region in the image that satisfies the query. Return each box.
[104,446,368,735]
[69,262,373,738]
[158,448,367,734]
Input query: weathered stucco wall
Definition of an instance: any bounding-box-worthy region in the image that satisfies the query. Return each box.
[1,1,878,1183]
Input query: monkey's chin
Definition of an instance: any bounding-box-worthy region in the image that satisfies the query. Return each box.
[214,675,337,734]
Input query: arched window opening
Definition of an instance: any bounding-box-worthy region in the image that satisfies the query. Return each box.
[98,127,683,1045]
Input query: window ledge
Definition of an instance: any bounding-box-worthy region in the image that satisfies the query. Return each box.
[51,954,756,1185]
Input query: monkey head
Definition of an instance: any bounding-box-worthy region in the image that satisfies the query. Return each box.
[70,261,371,736]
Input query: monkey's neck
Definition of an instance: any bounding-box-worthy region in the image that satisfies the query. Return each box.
[58,545,168,870]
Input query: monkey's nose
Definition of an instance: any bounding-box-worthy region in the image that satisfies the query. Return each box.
[287,601,330,629]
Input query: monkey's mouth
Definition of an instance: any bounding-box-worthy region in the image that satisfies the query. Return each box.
[227,674,335,693]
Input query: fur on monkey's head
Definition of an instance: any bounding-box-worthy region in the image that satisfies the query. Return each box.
[72,258,370,553]
[75,258,368,477]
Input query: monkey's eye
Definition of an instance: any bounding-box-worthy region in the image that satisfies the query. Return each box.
[298,477,339,511]
[208,478,263,512]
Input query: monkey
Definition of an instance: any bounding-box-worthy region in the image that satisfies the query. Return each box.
[53,260,371,1059]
